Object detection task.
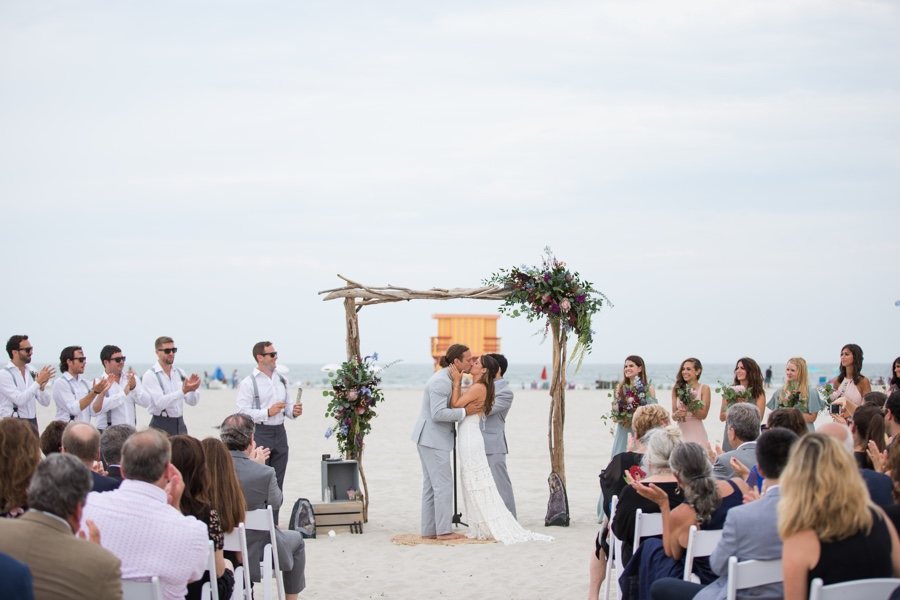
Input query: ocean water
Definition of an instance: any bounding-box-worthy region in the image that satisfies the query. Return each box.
[69,362,895,391]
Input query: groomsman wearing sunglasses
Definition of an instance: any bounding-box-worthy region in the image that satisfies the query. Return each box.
[1,334,54,432]
[141,336,201,435]
[236,341,303,492]
[91,345,151,430]
[52,346,109,423]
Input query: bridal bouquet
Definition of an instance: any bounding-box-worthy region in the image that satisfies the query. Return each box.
[485,247,608,369]
[715,382,753,409]
[323,353,396,459]
[777,381,807,412]
[676,384,705,414]
[603,378,649,429]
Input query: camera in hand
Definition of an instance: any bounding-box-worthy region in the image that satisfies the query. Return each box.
[830,403,841,414]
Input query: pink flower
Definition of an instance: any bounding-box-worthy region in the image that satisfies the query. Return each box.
[356,406,366,415]
[348,390,358,401]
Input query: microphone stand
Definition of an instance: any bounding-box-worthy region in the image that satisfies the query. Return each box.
[451,423,467,527]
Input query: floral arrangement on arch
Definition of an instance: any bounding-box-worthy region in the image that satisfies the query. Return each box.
[322,353,395,459]
[485,247,609,368]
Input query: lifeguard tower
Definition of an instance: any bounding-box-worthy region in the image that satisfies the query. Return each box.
[431,314,501,368]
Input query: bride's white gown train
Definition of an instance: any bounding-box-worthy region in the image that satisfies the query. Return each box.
[458,414,553,544]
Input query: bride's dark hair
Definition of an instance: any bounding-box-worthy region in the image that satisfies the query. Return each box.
[479,355,499,415]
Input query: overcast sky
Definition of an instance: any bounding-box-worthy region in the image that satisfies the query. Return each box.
[1,1,898,368]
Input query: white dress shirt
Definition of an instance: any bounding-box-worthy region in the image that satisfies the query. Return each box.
[82,479,208,600]
[140,363,199,418]
[91,374,151,428]
[52,371,92,423]
[0,362,51,418]
[236,368,297,425]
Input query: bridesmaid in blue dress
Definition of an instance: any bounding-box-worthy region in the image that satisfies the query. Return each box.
[610,355,658,457]
[767,356,823,433]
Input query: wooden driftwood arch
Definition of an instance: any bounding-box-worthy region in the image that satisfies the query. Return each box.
[319,274,571,520]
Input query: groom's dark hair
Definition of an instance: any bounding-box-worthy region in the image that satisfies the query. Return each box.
[439,344,469,368]
[486,353,508,377]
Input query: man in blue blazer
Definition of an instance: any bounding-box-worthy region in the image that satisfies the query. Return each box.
[650,427,799,600]
[411,344,481,540]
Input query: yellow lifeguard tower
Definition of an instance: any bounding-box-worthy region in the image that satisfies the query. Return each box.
[431,314,501,368]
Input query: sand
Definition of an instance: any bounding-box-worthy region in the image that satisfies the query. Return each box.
[35,384,833,599]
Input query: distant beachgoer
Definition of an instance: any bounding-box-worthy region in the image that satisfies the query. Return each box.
[671,358,710,447]
[765,365,773,387]
[203,371,210,389]
[231,369,238,389]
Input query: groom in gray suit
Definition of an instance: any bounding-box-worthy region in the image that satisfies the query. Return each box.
[411,344,481,540]
[483,353,516,518]
[650,427,799,600]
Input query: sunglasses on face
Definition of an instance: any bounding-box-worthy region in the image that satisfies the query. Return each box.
[110,357,126,363]
[158,348,178,355]
[17,347,33,354]
[71,357,87,363]
[260,352,278,358]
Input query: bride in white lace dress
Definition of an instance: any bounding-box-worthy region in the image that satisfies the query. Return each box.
[449,355,553,544]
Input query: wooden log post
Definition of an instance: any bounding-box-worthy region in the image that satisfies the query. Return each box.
[342,297,368,520]
[548,320,568,486]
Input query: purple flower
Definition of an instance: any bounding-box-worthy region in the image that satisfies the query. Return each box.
[550,303,560,314]
[543,272,551,282]
[576,294,586,304]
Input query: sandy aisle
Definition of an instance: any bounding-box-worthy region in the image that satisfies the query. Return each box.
[37,384,831,599]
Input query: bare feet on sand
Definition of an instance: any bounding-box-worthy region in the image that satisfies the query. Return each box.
[435,533,465,541]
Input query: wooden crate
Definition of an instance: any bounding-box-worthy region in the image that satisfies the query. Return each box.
[313,501,364,534]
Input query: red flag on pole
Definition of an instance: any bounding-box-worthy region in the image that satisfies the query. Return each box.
[540,366,548,380]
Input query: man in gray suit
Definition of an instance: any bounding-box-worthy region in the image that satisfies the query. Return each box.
[650,428,798,600]
[221,414,306,600]
[482,353,516,518]
[713,403,760,479]
[411,344,481,540]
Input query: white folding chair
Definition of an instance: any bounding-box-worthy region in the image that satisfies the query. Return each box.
[602,495,620,600]
[223,523,252,600]
[200,539,220,600]
[244,506,286,600]
[632,508,663,555]
[122,576,163,600]
[808,577,900,600]
[683,526,723,582]
[725,556,782,600]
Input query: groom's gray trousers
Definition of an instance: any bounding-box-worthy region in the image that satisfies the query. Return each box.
[487,453,517,519]
[418,445,454,536]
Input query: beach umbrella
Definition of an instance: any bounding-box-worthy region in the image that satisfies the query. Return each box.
[213,366,225,381]
[540,366,548,380]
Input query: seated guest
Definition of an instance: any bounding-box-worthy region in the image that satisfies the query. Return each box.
[0,454,122,599]
[61,422,119,492]
[82,428,209,600]
[610,425,685,566]
[591,408,671,599]
[39,420,66,456]
[884,391,900,443]
[0,552,33,600]
[0,418,41,518]
[170,435,235,600]
[201,437,246,568]
[221,414,306,600]
[818,422,893,506]
[780,433,900,600]
[100,424,135,482]
[628,442,748,599]
[863,391,887,410]
[848,404,885,470]
[649,427,800,600]
[766,408,809,437]
[713,403,760,479]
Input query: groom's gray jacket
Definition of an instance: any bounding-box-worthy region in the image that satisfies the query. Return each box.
[482,378,513,455]
[410,367,465,450]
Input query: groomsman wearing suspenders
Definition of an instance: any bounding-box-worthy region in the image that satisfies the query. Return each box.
[236,340,303,491]
[0,334,54,433]
[141,336,201,435]
[92,345,150,431]
[52,346,109,423]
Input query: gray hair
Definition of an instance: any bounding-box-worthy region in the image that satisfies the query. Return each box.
[669,442,719,523]
[641,425,683,475]
[27,453,91,519]
[61,422,101,463]
[121,429,170,483]
[726,402,761,443]
[220,413,255,452]
[100,424,136,466]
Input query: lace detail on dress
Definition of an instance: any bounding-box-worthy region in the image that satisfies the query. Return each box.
[458,415,553,545]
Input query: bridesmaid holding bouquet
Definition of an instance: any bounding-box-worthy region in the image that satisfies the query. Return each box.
[609,355,658,457]
[767,356,823,432]
[718,358,767,451]
[671,358,710,446]
[828,343,872,416]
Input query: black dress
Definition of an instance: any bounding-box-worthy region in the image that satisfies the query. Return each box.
[808,508,893,587]
[599,451,644,519]
[185,508,235,600]
[610,481,684,564]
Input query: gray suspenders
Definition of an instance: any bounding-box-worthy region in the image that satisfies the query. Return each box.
[5,367,20,419]
[251,373,289,414]
[153,368,186,417]
[64,377,90,421]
